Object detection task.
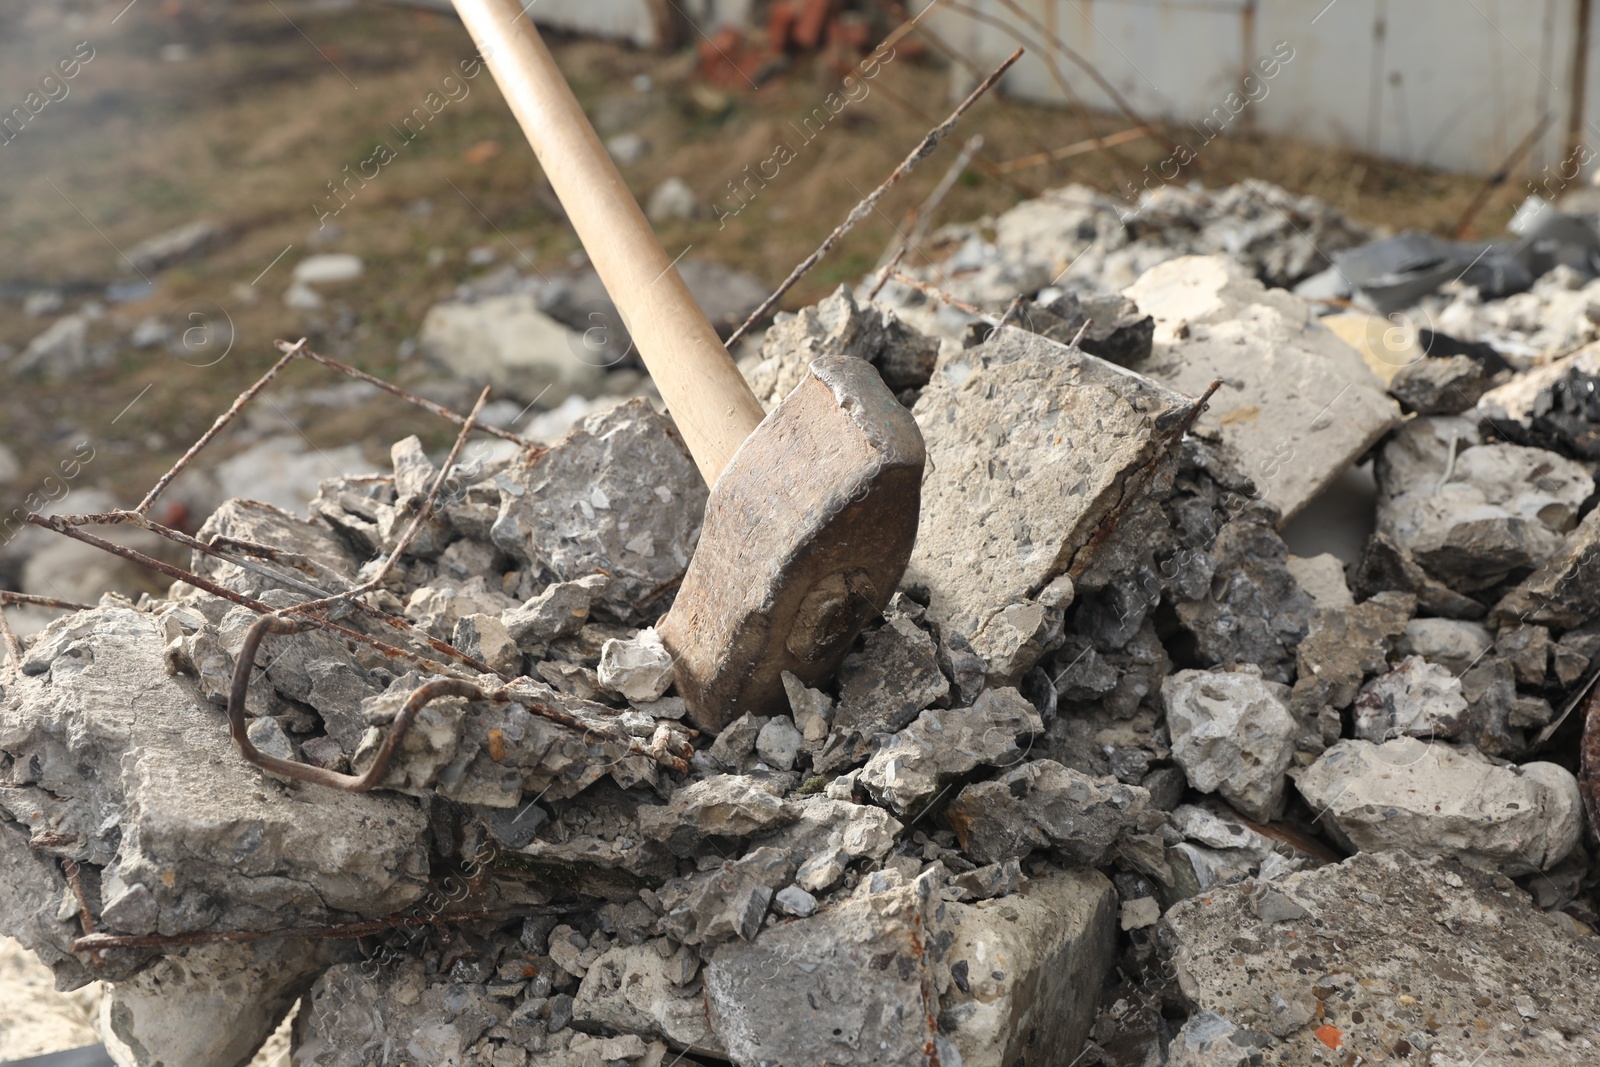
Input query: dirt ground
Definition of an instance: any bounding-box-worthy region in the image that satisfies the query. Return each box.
[0,0,1530,542]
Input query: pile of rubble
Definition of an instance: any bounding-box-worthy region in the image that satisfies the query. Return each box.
[7,177,1600,1067]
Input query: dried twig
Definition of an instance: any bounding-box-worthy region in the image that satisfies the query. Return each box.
[725,47,1024,348]
[996,125,1151,173]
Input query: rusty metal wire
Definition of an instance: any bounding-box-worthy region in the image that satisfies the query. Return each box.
[228,613,693,790]
[724,47,1025,349]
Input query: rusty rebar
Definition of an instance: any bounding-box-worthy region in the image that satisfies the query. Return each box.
[137,342,302,516]
[725,47,1024,348]
[886,269,1002,322]
[0,591,95,611]
[24,514,492,681]
[287,386,491,617]
[61,859,102,969]
[280,340,538,449]
[228,614,692,791]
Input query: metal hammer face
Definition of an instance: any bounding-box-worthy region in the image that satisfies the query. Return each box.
[658,355,925,734]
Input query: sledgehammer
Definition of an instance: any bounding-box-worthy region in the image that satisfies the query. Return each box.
[452,0,925,732]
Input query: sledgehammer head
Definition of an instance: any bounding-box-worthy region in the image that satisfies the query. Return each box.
[658,355,925,733]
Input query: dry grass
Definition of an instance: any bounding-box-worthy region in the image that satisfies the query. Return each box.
[0,0,1534,511]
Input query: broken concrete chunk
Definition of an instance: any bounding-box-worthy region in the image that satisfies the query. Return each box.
[946,759,1158,867]
[573,944,726,1056]
[1291,738,1580,874]
[1388,354,1490,414]
[1352,655,1469,742]
[744,286,939,408]
[1375,416,1593,591]
[1288,590,1415,734]
[597,627,674,702]
[0,607,431,989]
[1493,505,1600,630]
[704,871,948,1066]
[1395,617,1493,674]
[490,399,707,626]
[907,327,1193,671]
[1162,850,1600,1066]
[707,712,766,770]
[773,884,817,917]
[780,670,832,742]
[1037,288,1156,365]
[419,292,605,403]
[453,612,521,675]
[1477,340,1600,459]
[191,498,358,600]
[502,573,607,646]
[637,776,794,854]
[858,686,1043,813]
[1174,518,1316,685]
[1162,668,1296,822]
[96,939,329,1067]
[1122,255,1400,522]
[1283,552,1353,610]
[830,616,948,751]
[754,715,803,771]
[939,868,1117,1067]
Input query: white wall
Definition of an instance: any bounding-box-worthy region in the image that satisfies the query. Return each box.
[919,0,1593,178]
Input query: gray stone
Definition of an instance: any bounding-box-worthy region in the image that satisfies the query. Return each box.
[490,399,707,627]
[637,776,794,855]
[708,712,766,769]
[1162,850,1600,1065]
[826,617,948,770]
[906,328,1193,671]
[605,131,650,164]
[754,715,803,771]
[1351,655,1469,742]
[1395,617,1493,675]
[292,252,363,286]
[1375,417,1592,591]
[1283,552,1353,609]
[780,671,832,743]
[420,292,605,403]
[1291,738,1581,874]
[773,885,817,917]
[1032,288,1155,365]
[16,313,113,380]
[1287,591,1415,742]
[1122,255,1400,522]
[453,612,522,675]
[857,687,1043,814]
[645,176,697,222]
[744,286,939,408]
[1163,668,1297,821]
[296,956,520,1067]
[128,219,222,273]
[1388,353,1490,414]
[1494,505,1600,630]
[597,627,674,702]
[574,945,725,1056]
[503,574,607,646]
[948,858,1024,902]
[946,759,1160,866]
[1173,518,1317,685]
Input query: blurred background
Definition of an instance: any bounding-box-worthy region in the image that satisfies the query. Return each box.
[0,0,1587,609]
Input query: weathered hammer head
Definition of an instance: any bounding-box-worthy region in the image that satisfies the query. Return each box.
[657,355,924,733]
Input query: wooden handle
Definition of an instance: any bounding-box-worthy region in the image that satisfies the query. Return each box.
[452,0,764,485]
